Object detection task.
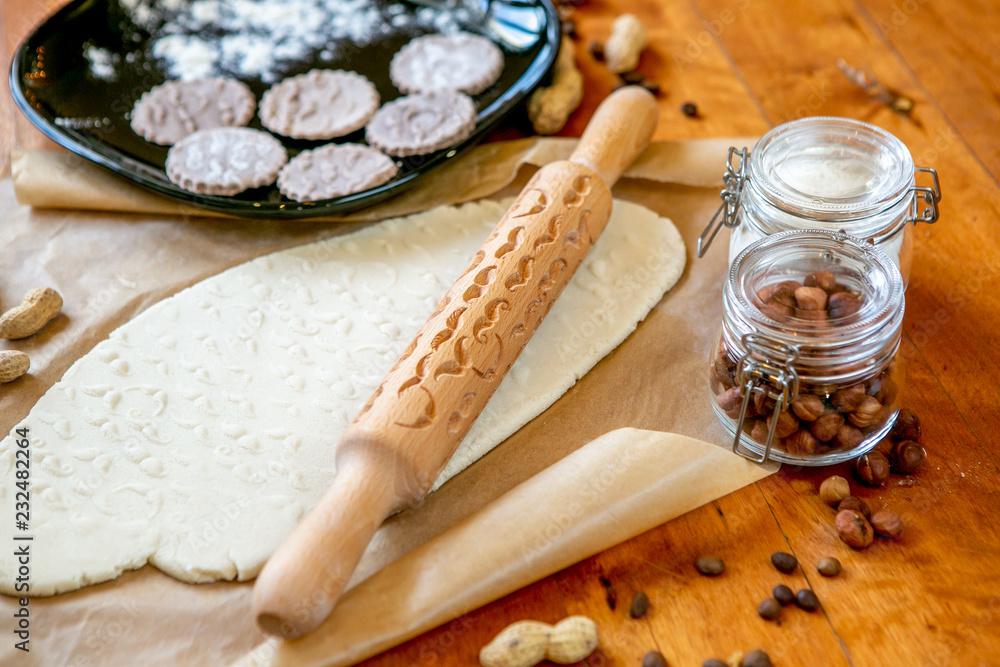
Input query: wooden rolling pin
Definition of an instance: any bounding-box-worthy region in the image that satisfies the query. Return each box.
[253,86,659,638]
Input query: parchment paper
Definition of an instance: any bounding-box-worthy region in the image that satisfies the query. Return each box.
[237,429,774,667]
[0,137,764,666]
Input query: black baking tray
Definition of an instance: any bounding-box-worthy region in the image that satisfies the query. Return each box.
[10,0,560,219]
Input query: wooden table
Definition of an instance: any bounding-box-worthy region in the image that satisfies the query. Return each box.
[3,1,999,665]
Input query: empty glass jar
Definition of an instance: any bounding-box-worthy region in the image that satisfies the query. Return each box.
[708,230,905,465]
[697,117,941,287]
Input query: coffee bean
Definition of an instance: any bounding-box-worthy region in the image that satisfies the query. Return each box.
[630,591,650,618]
[742,649,772,667]
[643,650,669,667]
[795,588,821,611]
[641,80,662,97]
[681,102,699,117]
[771,551,798,574]
[773,584,795,606]
[703,660,727,667]
[695,555,725,576]
[757,597,781,621]
[621,70,646,84]
[817,557,842,577]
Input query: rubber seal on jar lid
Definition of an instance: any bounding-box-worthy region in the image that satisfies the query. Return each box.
[747,117,914,221]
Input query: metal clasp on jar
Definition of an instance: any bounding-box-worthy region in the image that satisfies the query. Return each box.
[696,146,748,258]
[908,166,941,224]
[731,333,800,464]
[864,165,942,246]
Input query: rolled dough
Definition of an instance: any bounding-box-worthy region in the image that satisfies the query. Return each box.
[0,198,685,596]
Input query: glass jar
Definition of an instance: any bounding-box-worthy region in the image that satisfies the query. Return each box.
[697,117,941,287]
[708,230,905,465]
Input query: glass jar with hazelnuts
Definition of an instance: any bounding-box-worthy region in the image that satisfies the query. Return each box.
[709,230,905,465]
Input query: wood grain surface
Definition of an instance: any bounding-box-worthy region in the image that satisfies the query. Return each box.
[3,1,999,665]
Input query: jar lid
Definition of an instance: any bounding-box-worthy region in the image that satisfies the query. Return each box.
[747,117,914,223]
[725,230,904,382]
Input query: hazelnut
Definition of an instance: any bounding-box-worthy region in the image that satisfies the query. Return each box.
[888,440,926,474]
[834,424,864,449]
[828,291,864,319]
[711,360,736,392]
[855,451,891,486]
[848,396,885,428]
[767,409,800,439]
[750,420,770,445]
[871,510,903,539]
[890,408,922,442]
[791,394,826,421]
[838,495,871,520]
[804,271,838,293]
[811,412,845,442]
[835,509,874,549]
[761,302,794,320]
[819,475,850,506]
[831,384,867,412]
[872,436,894,456]
[794,285,828,311]
[794,307,828,321]
[753,390,776,416]
[756,280,801,308]
[875,373,898,406]
[784,429,819,455]
[716,386,743,419]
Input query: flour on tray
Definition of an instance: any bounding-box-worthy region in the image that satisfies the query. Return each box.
[114,0,473,83]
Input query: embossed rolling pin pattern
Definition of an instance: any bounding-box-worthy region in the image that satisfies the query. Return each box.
[252,86,660,639]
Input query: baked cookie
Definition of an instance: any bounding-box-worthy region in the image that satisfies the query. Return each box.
[259,69,380,140]
[166,127,288,196]
[390,32,504,95]
[365,91,477,157]
[278,144,398,202]
[130,77,256,146]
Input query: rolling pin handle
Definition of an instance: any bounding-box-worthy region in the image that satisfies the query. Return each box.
[569,85,659,187]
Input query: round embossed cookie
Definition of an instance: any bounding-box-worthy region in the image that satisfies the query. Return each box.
[166,127,288,196]
[365,91,477,157]
[390,32,504,95]
[130,78,256,146]
[277,144,398,202]
[259,69,380,140]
